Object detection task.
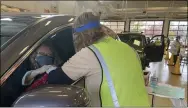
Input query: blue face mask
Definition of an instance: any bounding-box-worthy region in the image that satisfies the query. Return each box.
[35,55,54,67]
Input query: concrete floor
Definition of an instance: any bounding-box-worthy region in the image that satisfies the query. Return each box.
[146,58,187,107]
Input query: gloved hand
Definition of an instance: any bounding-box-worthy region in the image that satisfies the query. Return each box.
[22,65,57,86]
[34,65,57,74]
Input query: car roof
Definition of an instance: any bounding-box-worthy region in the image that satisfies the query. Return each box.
[1,14,75,49]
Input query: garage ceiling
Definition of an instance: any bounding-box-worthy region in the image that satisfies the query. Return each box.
[76,1,187,20]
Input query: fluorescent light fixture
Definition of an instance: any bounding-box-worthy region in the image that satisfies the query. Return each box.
[1,18,12,21]
[45,21,51,26]
[68,18,74,22]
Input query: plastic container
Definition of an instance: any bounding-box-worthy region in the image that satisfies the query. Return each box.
[149,72,158,88]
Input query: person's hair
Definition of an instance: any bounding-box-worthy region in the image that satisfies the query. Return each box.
[73,12,105,52]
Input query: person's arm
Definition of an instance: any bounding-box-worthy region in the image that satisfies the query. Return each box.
[22,65,57,85]
[46,47,101,84]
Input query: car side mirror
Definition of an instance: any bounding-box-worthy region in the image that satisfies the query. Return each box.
[13,85,90,107]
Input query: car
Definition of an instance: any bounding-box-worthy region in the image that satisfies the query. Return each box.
[0,13,121,107]
[0,13,80,106]
[118,32,165,69]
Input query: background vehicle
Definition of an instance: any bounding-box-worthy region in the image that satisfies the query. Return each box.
[118,32,165,69]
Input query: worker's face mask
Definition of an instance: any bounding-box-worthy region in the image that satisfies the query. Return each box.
[35,55,54,67]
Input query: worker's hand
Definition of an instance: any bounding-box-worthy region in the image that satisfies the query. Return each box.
[34,65,56,74]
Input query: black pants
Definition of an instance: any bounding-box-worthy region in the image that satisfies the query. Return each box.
[173,55,178,65]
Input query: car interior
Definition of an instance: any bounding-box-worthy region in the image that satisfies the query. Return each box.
[0,27,76,106]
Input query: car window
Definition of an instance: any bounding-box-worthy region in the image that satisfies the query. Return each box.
[0,16,39,47]
[118,34,144,47]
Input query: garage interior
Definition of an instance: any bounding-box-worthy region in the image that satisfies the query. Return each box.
[1,0,188,107]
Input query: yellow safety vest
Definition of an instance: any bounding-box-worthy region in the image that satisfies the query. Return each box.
[89,37,150,107]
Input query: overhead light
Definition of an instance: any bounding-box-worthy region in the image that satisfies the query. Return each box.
[45,21,51,26]
[68,18,74,22]
[1,18,12,21]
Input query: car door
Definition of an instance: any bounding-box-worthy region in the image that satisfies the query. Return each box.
[144,35,165,62]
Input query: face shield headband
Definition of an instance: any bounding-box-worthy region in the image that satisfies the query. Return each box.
[74,21,100,33]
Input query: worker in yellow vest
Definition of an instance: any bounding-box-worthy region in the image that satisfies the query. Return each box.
[68,11,149,107]
[24,11,150,107]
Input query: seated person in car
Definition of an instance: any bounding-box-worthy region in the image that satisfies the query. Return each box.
[22,44,67,91]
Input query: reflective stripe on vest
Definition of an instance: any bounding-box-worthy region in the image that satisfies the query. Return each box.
[89,45,120,107]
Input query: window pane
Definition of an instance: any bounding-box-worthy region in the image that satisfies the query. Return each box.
[145,35,152,37]
[168,36,176,41]
[111,25,117,30]
[118,22,124,25]
[145,30,154,35]
[146,21,154,25]
[116,30,122,33]
[110,22,117,25]
[179,26,187,30]
[154,31,162,35]
[178,31,187,36]
[169,26,178,30]
[130,21,138,25]
[118,26,124,31]
[179,21,187,25]
[139,25,146,31]
[169,30,178,36]
[146,25,154,30]
[138,21,146,25]
[155,21,163,25]
[154,26,163,30]
[170,21,179,25]
[130,26,138,31]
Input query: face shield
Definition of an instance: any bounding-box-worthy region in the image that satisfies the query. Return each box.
[73,11,118,52]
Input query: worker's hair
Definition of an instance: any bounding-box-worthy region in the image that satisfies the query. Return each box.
[73,12,105,52]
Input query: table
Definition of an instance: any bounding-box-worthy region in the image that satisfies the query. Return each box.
[146,83,186,107]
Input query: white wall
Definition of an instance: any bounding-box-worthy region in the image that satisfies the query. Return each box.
[58,1,76,15]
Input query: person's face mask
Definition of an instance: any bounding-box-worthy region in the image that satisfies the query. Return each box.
[35,55,54,67]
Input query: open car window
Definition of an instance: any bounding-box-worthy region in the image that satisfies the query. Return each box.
[0,16,39,48]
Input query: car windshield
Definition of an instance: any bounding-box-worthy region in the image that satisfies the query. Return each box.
[1,16,39,48]
[118,34,145,48]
